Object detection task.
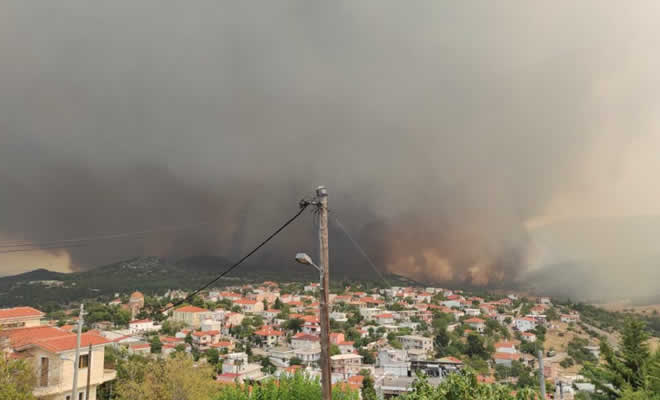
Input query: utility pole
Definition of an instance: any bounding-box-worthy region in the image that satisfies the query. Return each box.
[538,350,546,399]
[316,186,332,400]
[85,343,92,400]
[71,304,84,400]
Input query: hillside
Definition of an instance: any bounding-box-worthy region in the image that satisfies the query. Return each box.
[0,255,413,307]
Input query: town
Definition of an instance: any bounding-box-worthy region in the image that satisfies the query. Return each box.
[3,280,648,400]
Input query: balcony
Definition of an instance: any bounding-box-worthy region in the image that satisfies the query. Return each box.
[31,369,117,397]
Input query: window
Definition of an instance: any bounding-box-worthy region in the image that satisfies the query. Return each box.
[78,354,89,369]
[79,392,84,400]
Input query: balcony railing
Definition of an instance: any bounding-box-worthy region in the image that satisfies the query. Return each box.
[32,369,117,397]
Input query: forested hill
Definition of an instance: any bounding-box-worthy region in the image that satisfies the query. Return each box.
[0,256,414,308]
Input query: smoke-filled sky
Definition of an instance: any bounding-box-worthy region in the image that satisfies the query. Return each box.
[1,1,660,300]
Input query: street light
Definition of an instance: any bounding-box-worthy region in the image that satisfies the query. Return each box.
[295,251,330,396]
[295,252,322,272]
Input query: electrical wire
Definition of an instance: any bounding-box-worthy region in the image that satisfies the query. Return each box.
[161,202,310,313]
[0,221,215,250]
[329,212,392,289]
[0,243,88,254]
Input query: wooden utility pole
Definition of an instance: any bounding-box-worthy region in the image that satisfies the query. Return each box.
[85,343,92,400]
[71,304,84,400]
[316,186,332,400]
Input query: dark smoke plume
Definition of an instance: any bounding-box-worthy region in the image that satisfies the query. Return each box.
[1,1,660,299]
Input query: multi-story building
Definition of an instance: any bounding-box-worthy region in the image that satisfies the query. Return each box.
[514,317,536,332]
[254,326,283,347]
[0,306,44,329]
[217,352,263,383]
[172,306,213,329]
[399,335,433,353]
[191,330,221,350]
[233,299,264,314]
[1,325,116,400]
[291,333,320,349]
[330,354,363,377]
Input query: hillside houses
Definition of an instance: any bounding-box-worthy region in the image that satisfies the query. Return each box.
[2,279,594,397]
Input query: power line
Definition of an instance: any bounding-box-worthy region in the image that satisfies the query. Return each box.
[161,202,310,313]
[329,213,391,289]
[0,221,214,249]
[0,243,88,254]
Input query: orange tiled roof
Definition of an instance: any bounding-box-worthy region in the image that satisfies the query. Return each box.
[494,352,521,360]
[192,330,219,337]
[0,306,43,320]
[1,326,109,353]
[175,305,208,313]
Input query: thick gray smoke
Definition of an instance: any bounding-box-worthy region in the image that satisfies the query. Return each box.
[1,2,660,299]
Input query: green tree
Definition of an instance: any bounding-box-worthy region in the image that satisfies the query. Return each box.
[273,297,283,310]
[358,348,375,365]
[215,372,359,399]
[360,370,378,400]
[206,348,219,365]
[583,319,660,399]
[466,334,488,359]
[115,354,217,400]
[434,327,450,357]
[0,355,36,400]
[285,318,304,333]
[150,335,162,354]
[401,369,538,399]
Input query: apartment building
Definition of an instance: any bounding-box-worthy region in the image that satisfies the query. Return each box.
[172,306,213,329]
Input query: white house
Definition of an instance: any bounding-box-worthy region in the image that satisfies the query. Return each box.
[515,317,537,332]
[304,283,320,292]
[295,346,321,365]
[338,341,355,354]
[494,341,518,354]
[291,333,320,349]
[1,325,115,400]
[561,314,580,324]
[464,308,481,317]
[373,313,395,325]
[464,317,486,333]
[128,319,159,335]
[330,312,348,323]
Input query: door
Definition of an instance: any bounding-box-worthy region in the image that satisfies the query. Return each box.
[40,357,49,386]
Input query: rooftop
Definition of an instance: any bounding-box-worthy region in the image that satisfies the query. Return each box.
[0,306,44,320]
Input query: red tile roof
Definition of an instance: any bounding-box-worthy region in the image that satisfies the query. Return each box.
[234,299,257,305]
[129,319,152,324]
[192,330,219,337]
[494,352,521,360]
[175,306,208,313]
[1,326,109,353]
[255,327,283,336]
[465,317,485,324]
[292,333,319,341]
[38,333,109,353]
[0,306,44,320]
